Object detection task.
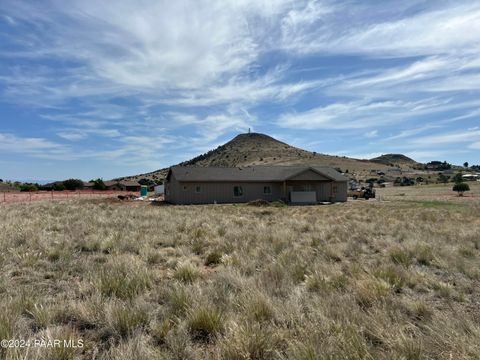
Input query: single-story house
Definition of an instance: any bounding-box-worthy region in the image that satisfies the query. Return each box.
[462,174,480,181]
[165,166,348,205]
[104,180,142,192]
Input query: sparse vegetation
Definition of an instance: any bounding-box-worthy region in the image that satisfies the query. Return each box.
[0,183,479,358]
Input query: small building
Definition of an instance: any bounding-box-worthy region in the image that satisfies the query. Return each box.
[165,166,348,205]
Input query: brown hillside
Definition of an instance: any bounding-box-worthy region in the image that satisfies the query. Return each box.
[118,133,400,182]
[370,154,421,168]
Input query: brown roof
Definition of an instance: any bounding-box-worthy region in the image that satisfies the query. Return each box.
[104,180,140,187]
[168,166,348,182]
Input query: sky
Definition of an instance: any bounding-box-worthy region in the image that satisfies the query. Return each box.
[0,0,479,181]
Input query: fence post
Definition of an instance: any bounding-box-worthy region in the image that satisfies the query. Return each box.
[29,192,32,202]
[51,190,54,199]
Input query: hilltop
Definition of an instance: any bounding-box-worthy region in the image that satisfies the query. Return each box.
[118,132,407,182]
[370,154,421,168]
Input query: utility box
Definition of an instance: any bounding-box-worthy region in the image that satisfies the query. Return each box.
[140,185,148,197]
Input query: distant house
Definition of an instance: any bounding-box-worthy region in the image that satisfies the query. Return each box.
[83,182,95,189]
[104,180,142,192]
[462,174,479,181]
[165,166,348,205]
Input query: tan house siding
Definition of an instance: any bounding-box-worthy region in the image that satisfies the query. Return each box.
[165,166,348,205]
[166,177,282,204]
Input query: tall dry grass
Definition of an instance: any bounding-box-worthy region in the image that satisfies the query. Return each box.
[0,186,479,359]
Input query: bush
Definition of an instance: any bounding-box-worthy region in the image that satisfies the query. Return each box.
[62,178,84,190]
[452,173,463,184]
[205,251,223,266]
[138,178,155,186]
[20,183,38,192]
[453,182,470,196]
[437,174,449,184]
[53,182,66,191]
[92,178,106,190]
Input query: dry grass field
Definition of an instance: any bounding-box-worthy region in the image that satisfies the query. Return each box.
[1,184,479,359]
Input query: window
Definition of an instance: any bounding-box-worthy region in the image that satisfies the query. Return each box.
[233,186,243,197]
[263,186,272,195]
[332,185,338,195]
[195,185,201,193]
[303,184,313,192]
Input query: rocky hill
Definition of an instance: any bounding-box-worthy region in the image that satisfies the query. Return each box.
[117,133,406,182]
[370,154,421,168]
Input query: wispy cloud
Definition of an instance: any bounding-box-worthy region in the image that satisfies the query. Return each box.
[0,133,67,155]
[0,0,479,179]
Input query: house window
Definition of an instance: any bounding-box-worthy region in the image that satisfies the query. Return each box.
[332,185,338,195]
[233,186,244,197]
[195,185,201,193]
[183,185,188,191]
[297,184,313,191]
[263,186,272,195]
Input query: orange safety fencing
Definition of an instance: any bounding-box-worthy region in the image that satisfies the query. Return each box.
[0,190,137,204]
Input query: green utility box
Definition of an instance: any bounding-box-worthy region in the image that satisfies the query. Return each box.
[140,185,148,197]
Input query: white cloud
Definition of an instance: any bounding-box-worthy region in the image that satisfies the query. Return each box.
[469,142,480,150]
[0,133,67,154]
[364,130,378,138]
[282,3,480,57]
[56,132,87,141]
[411,130,480,146]
[277,97,459,130]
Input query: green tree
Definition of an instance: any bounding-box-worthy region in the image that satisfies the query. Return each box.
[138,178,155,186]
[453,172,463,184]
[62,179,84,190]
[453,182,470,196]
[53,183,66,191]
[20,183,38,192]
[463,162,469,168]
[92,178,106,190]
[437,174,449,184]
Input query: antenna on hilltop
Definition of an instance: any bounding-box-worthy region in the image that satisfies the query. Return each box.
[248,128,251,134]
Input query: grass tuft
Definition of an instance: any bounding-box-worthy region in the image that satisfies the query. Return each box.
[187,305,224,342]
[174,263,201,283]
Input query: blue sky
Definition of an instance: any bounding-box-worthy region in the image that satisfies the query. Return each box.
[0,0,479,181]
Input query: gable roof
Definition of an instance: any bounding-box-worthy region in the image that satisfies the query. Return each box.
[167,166,348,182]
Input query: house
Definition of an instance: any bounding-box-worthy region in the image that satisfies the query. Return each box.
[462,174,479,181]
[104,180,142,191]
[165,166,348,205]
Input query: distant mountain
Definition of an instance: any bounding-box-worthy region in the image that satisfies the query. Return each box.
[117,132,399,182]
[369,154,421,168]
